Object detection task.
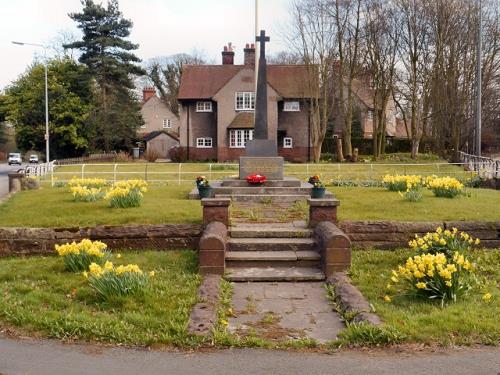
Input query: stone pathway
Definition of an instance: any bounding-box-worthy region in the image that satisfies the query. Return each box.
[228,282,344,343]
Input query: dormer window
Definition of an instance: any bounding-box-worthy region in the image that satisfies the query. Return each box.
[283,101,300,112]
[196,101,212,112]
[235,92,255,111]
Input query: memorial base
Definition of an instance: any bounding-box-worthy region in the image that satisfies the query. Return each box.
[239,156,284,180]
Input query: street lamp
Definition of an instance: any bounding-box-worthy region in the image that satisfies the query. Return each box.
[12,41,50,163]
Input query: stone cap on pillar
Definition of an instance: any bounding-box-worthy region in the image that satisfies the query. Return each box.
[308,198,340,207]
[201,198,231,207]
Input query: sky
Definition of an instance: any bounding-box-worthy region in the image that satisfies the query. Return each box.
[0,0,292,91]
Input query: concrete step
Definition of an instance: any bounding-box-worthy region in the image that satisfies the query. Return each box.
[221,177,303,187]
[227,237,316,252]
[225,250,320,268]
[216,194,310,203]
[225,266,325,282]
[230,225,313,238]
[212,186,313,195]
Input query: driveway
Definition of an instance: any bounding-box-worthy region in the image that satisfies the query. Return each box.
[0,336,499,375]
[0,162,26,198]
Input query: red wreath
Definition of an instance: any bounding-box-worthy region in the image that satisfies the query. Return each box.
[246,174,267,185]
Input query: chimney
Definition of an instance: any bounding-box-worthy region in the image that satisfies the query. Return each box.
[222,42,235,65]
[142,86,155,102]
[244,43,255,67]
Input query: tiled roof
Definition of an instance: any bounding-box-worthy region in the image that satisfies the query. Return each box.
[227,112,255,129]
[142,131,179,142]
[178,64,315,100]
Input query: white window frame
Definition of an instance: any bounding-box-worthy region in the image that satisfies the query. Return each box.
[235,92,255,111]
[196,137,213,148]
[283,137,293,148]
[196,101,213,112]
[367,110,374,120]
[283,101,300,112]
[162,119,172,129]
[229,129,254,148]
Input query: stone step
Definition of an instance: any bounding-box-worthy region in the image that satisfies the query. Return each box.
[216,194,311,203]
[226,250,321,261]
[227,237,316,252]
[230,225,313,238]
[212,186,313,195]
[221,177,303,187]
[225,267,325,282]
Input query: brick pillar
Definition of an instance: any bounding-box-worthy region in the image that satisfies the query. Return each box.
[308,198,340,227]
[202,198,231,227]
[314,221,352,278]
[8,172,24,193]
[199,221,227,275]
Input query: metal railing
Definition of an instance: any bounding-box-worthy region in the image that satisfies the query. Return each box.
[24,161,55,178]
[40,161,481,186]
[459,151,500,179]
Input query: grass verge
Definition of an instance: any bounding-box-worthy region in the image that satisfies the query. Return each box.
[0,250,201,346]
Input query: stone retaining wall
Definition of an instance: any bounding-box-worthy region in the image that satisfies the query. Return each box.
[0,221,498,257]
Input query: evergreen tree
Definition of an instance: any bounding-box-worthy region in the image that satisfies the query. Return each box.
[65,0,145,152]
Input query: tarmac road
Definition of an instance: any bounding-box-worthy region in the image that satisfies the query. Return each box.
[0,163,27,198]
[0,336,499,375]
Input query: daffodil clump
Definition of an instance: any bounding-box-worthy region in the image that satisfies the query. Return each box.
[105,180,148,208]
[386,252,474,306]
[68,178,108,189]
[426,176,464,198]
[382,174,422,192]
[70,185,106,202]
[55,239,110,272]
[84,261,154,299]
[409,227,480,258]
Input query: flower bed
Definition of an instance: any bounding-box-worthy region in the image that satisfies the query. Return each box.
[55,239,110,272]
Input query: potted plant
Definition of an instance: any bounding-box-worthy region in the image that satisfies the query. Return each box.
[195,176,212,199]
[246,174,267,186]
[308,175,326,198]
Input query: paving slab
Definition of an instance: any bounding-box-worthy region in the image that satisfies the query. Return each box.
[228,281,344,343]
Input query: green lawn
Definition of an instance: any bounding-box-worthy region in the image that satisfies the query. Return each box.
[0,185,498,227]
[350,248,499,345]
[0,250,201,346]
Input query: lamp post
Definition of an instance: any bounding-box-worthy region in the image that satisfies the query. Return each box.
[12,41,50,163]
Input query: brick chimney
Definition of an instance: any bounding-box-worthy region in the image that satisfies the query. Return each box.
[222,43,235,65]
[244,43,255,67]
[142,86,156,102]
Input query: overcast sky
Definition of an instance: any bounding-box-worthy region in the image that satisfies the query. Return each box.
[0,0,292,91]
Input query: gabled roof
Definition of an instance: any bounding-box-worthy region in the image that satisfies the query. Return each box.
[142,130,179,142]
[178,64,315,100]
[228,112,254,129]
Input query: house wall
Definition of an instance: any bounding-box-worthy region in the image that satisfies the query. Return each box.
[180,102,218,161]
[146,133,179,158]
[140,96,180,134]
[277,100,311,162]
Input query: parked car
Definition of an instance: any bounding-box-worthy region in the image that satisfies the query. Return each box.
[29,154,39,164]
[8,153,22,166]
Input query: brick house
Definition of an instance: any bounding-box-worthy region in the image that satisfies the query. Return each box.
[177,44,314,162]
[140,87,180,157]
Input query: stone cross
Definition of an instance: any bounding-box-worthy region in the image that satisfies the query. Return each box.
[253,30,270,141]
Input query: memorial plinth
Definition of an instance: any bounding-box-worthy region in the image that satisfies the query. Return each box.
[239,156,284,180]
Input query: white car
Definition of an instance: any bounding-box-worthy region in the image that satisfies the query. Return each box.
[8,153,22,166]
[29,154,39,164]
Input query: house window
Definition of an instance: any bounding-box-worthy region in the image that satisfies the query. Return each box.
[163,119,172,129]
[196,137,213,148]
[229,129,254,148]
[283,137,293,148]
[235,92,255,111]
[196,101,212,112]
[367,110,374,120]
[283,101,300,112]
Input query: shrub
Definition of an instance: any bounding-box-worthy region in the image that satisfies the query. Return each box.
[387,252,474,306]
[463,173,484,188]
[21,176,40,190]
[68,178,108,189]
[382,174,422,192]
[427,176,464,198]
[168,146,187,162]
[70,185,105,202]
[409,227,480,258]
[115,151,132,162]
[55,239,110,272]
[144,149,161,162]
[85,261,152,299]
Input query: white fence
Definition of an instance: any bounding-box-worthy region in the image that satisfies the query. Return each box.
[459,151,500,179]
[40,161,480,186]
[24,161,55,178]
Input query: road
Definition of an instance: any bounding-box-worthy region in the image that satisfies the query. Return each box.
[0,163,26,198]
[0,336,499,375]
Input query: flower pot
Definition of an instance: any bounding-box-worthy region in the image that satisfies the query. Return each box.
[198,186,212,199]
[311,187,326,199]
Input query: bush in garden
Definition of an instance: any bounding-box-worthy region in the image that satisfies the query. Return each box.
[70,185,105,202]
[84,261,153,299]
[21,176,40,190]
[68,178,108,189]
[409,227,480,258]
[55,239,110,272]
[387,252,474,306]
[382,175,422,192]
[426,176,464,198]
